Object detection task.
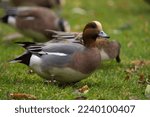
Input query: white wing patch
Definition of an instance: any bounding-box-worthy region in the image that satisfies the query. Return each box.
[8,16,16,27]
[25,16,35,20]
[38,52,68,56]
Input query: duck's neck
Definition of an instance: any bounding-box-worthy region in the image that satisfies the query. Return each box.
[84,39,97,48]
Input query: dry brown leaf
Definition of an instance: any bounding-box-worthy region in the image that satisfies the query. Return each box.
[131,60,150,66]
[74,85,89,95]
[78,85,89,94]
[125,67,138,74]
[134,65,140,71]
[138,74,145,84]
[139,74,145,81]
[9,93,37,100]
[125,68,132,74]
[125,65,140,75]
[124,60,150,76]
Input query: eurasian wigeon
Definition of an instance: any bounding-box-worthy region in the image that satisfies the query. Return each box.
[10,21,109,83]
[0,6,70,42]
[46,25,121,63]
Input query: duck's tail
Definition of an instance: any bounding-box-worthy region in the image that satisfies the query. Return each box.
[0,2,17,23]
[9,51,32,66]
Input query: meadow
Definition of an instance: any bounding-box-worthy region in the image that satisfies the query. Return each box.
[0,0,150,100]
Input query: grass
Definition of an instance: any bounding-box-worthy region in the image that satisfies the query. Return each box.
[0,0,150,100]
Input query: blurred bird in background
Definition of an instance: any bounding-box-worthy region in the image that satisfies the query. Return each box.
[0,6,70,42]
[0,0,121,63]
[0,0,65,15]
[0,0,65,8]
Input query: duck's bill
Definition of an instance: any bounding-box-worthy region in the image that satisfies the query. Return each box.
[98,31,110,39]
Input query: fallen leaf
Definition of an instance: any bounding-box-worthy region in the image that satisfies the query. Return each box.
[8,93,37,100]
[131,60,144,66]
[78,85,89,94]
[125,62,142,76]
[125,66,139,74]
[134,65,140,71]
[131,60,150,66]
[138,74,145,84]
[125,68,133,74]
[139,74,145,80]
[74,85,89,95]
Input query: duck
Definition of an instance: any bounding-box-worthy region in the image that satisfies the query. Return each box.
[0,0,65,8]
[10,21,109,83]
[0,6,70,42]
[94,39,121,63]
[46,29,121,63]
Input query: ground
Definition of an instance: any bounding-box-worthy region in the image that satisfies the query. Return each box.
[0,0,150,99]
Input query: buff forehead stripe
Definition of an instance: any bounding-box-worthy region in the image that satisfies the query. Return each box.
[92,21,102,30]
